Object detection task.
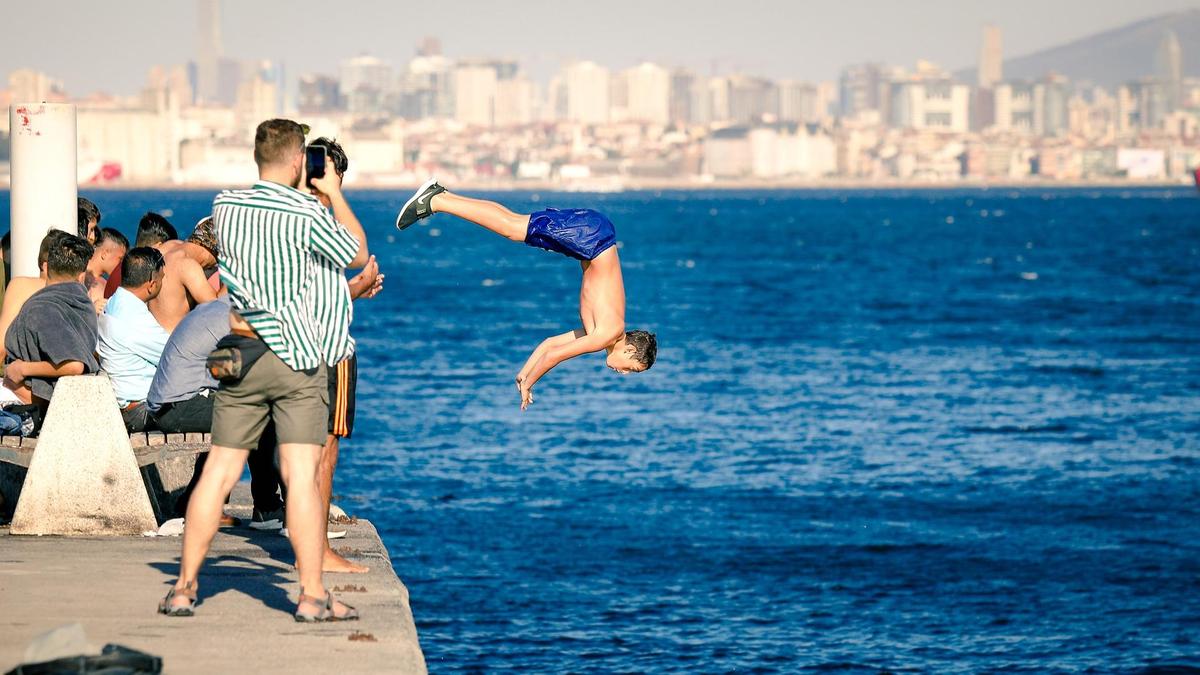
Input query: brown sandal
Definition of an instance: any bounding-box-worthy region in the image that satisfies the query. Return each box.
[294,589,359,623]
[158,581,198,617]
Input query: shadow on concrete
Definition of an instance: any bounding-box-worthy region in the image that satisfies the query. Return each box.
[147,529,300,616]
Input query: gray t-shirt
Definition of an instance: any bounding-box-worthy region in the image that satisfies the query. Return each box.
[146,296,231,412]
[4,282,100,401]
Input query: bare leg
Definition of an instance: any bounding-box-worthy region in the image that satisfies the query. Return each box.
[318,434,368,573]
[277,442,328,599]
[168,445,249,608]
[431,192,530,242]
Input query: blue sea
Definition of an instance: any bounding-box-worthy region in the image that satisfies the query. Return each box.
[20,187,1200,672]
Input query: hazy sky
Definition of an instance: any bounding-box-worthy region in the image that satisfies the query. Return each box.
[5,0,1198,95]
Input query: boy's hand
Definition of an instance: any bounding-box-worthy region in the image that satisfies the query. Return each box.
[310,170,342,199]
[519,381,534,411]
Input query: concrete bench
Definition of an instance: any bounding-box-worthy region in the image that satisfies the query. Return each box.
[0,432,212,525]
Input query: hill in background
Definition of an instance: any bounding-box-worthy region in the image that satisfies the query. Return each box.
[956,9,1200,87]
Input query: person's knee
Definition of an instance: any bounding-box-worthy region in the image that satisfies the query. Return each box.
[279,444,321,487]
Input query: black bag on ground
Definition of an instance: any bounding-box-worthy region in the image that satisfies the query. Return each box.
[4,643,162,674]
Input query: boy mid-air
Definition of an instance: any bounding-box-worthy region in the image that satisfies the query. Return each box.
[395,179,657,410]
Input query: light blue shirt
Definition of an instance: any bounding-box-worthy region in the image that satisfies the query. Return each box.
[98,287,170,406]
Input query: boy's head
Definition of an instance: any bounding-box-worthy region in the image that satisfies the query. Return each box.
[92,227,129,276]
[135,212,178,248]
[78,197,101,244]
[606,330,657,374]
[187,216,220,265]
[46,233,94,283]
[119,247,166,301]
[306,137,348,208]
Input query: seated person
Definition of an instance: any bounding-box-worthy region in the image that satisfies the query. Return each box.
[86,227,129,314]
[104,212,178,299]
[78,197,102,245]
[147,294,284,524]
[0,230,71,367]
[97,248,168,432]
[3,234,100,427]
[149,217,219,332]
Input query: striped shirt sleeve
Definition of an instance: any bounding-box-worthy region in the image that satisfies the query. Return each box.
[308,206,359,267]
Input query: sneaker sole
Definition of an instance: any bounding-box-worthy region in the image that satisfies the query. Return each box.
[395,176,439,231]
[249,521,283,531]
[279,529,348,539]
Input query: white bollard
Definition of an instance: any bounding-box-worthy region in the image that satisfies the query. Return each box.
[9,103,77,278]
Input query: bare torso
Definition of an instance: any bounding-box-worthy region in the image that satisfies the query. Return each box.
[579,247,626,341]
[149,241,212,332]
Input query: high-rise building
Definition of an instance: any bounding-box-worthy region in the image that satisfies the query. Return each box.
[494,77,534,126]
[708,77,731,123]
[9,69,66,103]
[298,74,342,113]
[340,55,393,114]
[1156,30,1183,112]
[978,24,1003,89]
[454,62,499,127]
[1041,74,1070,137]
[728,75,777,124]
[839,63,890,118]
[994,81,1044,134]
[400,51,453,120]
[890,64,970,133]
[621,62,671,124]
[778,80,818,123]
[195,0,222,104]
[669,69,696,125]
[563,61,610,124]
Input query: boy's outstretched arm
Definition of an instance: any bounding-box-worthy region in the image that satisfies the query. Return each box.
[516,329,585,388]
[517,328,620,411]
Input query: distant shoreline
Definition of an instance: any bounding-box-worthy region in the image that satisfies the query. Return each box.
[0,179,1192,193]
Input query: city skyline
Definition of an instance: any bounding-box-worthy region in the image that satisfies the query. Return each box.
[3,0,1199,97]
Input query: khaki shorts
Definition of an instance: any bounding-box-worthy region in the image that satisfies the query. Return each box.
[210,349,328,450]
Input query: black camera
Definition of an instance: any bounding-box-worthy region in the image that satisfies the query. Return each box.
[305,145,327,189]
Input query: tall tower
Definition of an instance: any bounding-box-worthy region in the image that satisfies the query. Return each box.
[978,24,1003,89]
[196,0,223,104]
[1156,30,1183,112]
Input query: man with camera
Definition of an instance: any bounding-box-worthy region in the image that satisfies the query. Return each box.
[158,119,369,622]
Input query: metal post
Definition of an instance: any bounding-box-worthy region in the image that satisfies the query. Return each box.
[9,103,77,278]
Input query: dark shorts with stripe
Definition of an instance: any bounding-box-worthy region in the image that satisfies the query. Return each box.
[328,353,357,438]
[524,208,616,261]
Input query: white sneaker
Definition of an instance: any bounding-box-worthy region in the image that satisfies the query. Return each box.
[279,528,346,540]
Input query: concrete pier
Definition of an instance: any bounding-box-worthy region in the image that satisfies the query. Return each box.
[0,485,427,674]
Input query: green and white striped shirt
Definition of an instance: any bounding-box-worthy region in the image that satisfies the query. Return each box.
[213,180,358,371]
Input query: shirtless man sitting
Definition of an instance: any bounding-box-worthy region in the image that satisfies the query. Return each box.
[0,230,72,367]
[394,179,657,410]
[149,217,219,332]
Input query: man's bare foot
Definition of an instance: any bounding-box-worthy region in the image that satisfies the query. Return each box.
[323,549,369,574]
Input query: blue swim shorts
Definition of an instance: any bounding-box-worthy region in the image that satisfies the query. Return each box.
[524,208,616,261]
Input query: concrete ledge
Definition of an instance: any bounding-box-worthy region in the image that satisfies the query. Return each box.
[0,484,427,674]
[0,433,212,524]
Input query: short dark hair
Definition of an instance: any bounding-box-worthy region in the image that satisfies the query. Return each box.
[78,197,101,238]
[97,227,129,250]
[38,229,73,267]
[625,330,658,370]
[187,216,219,260]
[135,212,178,247]
[254,119,306,168]
[309,137,348,176]
[46,233,94,279]
[119,247,166,288]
